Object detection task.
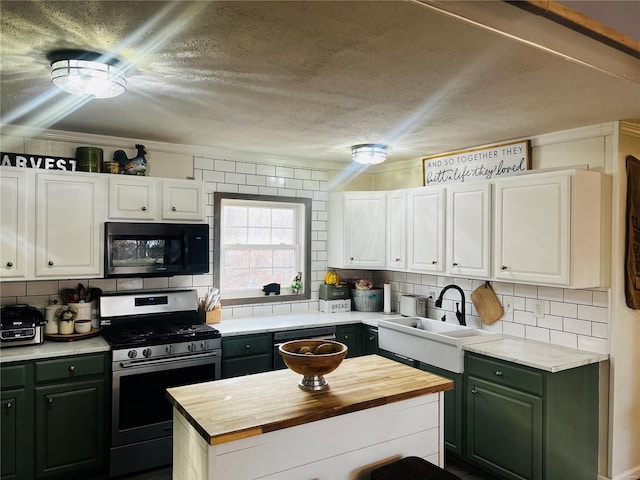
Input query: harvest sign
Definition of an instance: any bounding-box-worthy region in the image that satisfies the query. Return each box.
[423,140,530,185]
[1,152,77,171]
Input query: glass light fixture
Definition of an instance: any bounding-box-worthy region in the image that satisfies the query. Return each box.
[49,50,126,99]
[351,144,387,165]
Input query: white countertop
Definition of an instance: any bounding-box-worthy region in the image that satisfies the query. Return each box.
[463,337,609,373]
[212,311,394,336]
[0,336,111,364]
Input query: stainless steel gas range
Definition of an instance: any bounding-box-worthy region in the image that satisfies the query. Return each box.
[99,289,221,478]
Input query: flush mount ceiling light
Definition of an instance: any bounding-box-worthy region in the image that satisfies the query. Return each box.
[49,50,127,99]
[351,144,388,165]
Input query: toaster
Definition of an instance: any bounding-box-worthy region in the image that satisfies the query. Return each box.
[399,295,428,317]
[0,305,45,347]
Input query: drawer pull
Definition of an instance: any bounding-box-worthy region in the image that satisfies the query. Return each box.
[471,388,478,395]
[501,265,508,271]
[452,262,458,267]
[350,257,354,261]
[171,206,177,212]
[6,261,13,268]
[5,402,12,409]
[69,365,76,372]
[395,257,400,262]
[48,261,54,266]
[432,260,437,265]
[495,371,503,376]
[344,335,349,339]
[47,397,54,404]
[141,206,147,211]
[245,344,251,349]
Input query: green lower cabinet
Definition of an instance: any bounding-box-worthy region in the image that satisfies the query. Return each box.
[335,324,362,357]
[35,379,105,478]
[419,362,462,457]
[1,364,34,480]
[222,333,272,378]
[464,352,599,480]
[361,326,379,355]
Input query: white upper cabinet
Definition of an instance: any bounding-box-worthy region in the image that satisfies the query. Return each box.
[386,190,406,270]
[0,168,33,279]
[328,191,386,269]
[108,176,157,220]
[160,179,204,221]
[446,183,491,278]
[493,169,601,287]
[35,171,107,278]
[108,176,204,222]
[406,187,445,273]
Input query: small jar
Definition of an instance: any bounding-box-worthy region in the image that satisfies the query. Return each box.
[59,320,75,335]
[44,305,59,334]
[74,319,92,334]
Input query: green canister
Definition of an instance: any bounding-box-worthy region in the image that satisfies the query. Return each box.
[75,147,103,172]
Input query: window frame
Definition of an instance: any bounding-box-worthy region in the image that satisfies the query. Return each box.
[213,192,312,306]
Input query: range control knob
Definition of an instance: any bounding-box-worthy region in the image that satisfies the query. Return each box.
[165,345,174,354]
[200,341,208,350]
[188,343,196,352]
[127,350,138,359]
[142,348,152,358]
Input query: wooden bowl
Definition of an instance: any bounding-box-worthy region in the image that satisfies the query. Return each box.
[278,339,348,391]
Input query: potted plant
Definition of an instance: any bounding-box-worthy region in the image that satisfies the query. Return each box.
[56,305,78,335]
[290,272,303,295]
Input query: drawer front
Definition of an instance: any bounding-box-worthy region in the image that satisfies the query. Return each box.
[1,364,28,389]
[466,353,543,396]
[223,334,272,358]
[35,354,105,384]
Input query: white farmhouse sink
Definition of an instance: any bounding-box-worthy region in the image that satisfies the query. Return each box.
[377,317,501,373]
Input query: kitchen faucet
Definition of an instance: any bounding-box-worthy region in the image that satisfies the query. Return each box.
[434,285,466,326]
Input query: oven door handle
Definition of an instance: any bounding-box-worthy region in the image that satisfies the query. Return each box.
[273,334,336,348]
[118,351,219,369]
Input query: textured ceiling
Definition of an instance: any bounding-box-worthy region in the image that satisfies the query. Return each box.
[1,1,639,165]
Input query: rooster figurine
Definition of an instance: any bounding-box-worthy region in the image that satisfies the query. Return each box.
[113,144,148,175]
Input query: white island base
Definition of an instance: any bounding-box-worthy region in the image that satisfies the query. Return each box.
[172,392,444,480]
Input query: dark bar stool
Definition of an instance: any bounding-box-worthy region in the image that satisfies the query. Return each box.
[370,456,462,480]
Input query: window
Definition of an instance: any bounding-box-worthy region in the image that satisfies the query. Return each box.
[214,193,311,304]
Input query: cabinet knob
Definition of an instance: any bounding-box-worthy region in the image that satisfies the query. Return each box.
[431,260,437,265]
[171,206,177,212]
[48,261,54,266]
[501,265,508,271]
[452,262,458,267]
[6,261,13,268]
[471,388,478,395]
[350,257,354,261]
[69,365,76,372]
[245,344,251,349]
[395,257,401,262]
[344,335,349,339]
[495,371,503,376]
[368,336,375,341]
[141,206,147,211]
[47,397,54,404]
[5,402,12,409]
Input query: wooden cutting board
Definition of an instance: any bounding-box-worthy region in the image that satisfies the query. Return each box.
[470,283,504,325]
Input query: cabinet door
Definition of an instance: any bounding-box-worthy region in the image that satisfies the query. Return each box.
[35,173,106,278]
[361,326,379,355]
[161,179,204,221]
[419,363,462,456]
[446,183,491,278]
[108,176,156,220]
[1,389,33,480]
[343,192,386,268]
[35,379,105,478]
[0,168,33,279]
[466,376,542,480]
[335,324,362,358]
[494,173,570,285]
[407,187,445,272]
[386,190,406,270]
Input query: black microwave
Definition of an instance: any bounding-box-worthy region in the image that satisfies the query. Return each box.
[104,222,209,278]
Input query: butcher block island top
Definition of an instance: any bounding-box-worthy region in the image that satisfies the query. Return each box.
[166,354,453,446]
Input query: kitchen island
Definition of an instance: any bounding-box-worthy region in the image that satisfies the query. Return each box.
[166,354,453,480]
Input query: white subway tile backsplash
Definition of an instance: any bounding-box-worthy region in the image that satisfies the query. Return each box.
[239,185,260,195]
[578,336,608,354]
[275,166,294,178]
[550,330,578,348]
[514,283,537,297]
[284,178,303,189]
[563,289,593,305]
[592,290,609,307]
[503,322,525,338]
[563,317,592,335]
[224,172,246,184]
[491,282,514,295]
[538,286,564,301]
[514,309,536,326]
[215,159,236,172]
[537,314,563,331]
[235,162,256,175]
[592,322,609,338]
[266,176,285,188]
[550,301,578,318]
[26,281,59,296]
[577,305,608,323]
[525,325,550,343]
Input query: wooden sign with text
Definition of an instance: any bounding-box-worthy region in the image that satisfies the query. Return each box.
[1,152,77,171]
[423,140,531,185]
